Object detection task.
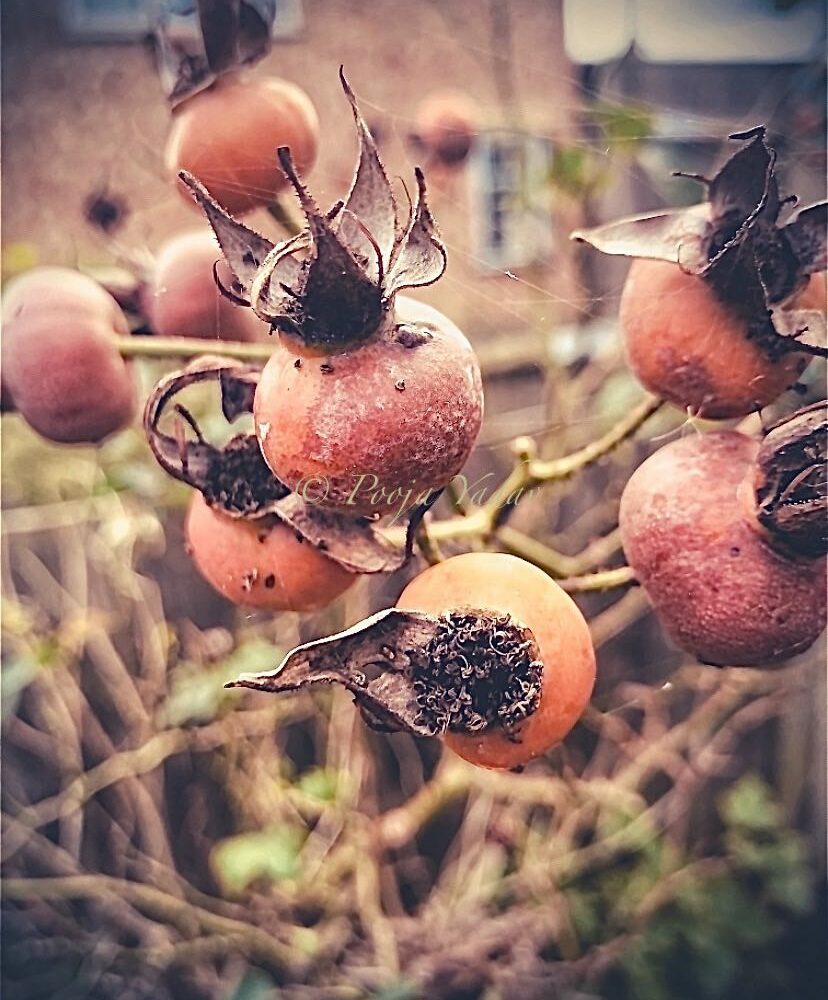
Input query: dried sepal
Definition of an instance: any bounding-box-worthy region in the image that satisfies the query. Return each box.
[571,126,827,358]
[271,494,408,575]
[706,125,780,227]
[144,358,425,574]
[274,147,387,347]
[179,172,275,302]
[769,307,827,358]
[337,67,398,277]
[228,609,443,735]
[754,400,827,558]
[187,71,448,348]
[248,234,308,320]
[571,208,710,270]
[226,605,543,739]
[386,168,448,294]
[784,202,828,277]
[154,0,275,107]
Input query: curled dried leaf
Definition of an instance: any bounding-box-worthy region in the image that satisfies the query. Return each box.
[143,356,288,516]
[228,609,442,735]
[272,494,410,575]
[154,0,275,107]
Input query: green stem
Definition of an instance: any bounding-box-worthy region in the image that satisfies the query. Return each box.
[558,565,636,593]
[116,335,274,363]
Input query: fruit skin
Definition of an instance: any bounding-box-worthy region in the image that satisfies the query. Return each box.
[185,492,354,612]
[620,258,810,418]
[165,75,319,216]
[397,552,596,769]
[253,297,484,518]
[146,230,269,341]
[415,91,478,167]
[619,431,826,666]
[1,267,136,443]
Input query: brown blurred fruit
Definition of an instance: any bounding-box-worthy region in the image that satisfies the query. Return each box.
[1,267,136,443]
[165,75,319,216]
[146,230,270,341]
[415,91,478,167]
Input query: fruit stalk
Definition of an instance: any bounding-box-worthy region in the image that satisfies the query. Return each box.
[116,334,275,363]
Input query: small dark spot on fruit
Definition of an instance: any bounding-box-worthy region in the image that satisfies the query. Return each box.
[294,358,302,369]
[241,569,258,592]
[320,363,334,374]
[264,574,276,589]
[394,324,433,349]
[730,546,741,557]
[395,379,406,392]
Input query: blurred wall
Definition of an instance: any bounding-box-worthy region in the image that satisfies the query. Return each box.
[1,0,584,342]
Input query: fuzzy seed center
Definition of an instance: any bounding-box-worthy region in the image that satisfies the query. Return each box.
[413,609,543,734]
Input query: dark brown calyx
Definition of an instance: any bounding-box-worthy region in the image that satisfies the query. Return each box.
[226,606,543,738]
[202,434,289,514]
[143,357,436,574]
[154,0,275,106]
[572,126,827,360]
[180,68,447,350]
[415,610,542,734]
[754,401,827,559]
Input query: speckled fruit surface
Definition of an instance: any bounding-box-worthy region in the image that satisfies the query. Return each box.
[185,493,354,612]
[253,297,484,518]
[619,431,826,666]
[397,553,596,769]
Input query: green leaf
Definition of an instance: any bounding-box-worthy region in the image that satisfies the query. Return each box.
[297,767,339,803]
[371,982,420,1000]
[720,775,782,831]
[211,826,304,895]
[228,969,279,1000]
[161,639,278,727]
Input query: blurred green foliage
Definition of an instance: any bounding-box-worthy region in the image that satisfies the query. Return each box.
[579,776,818,1000]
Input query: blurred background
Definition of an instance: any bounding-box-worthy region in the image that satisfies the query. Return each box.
[1,1,826,998]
